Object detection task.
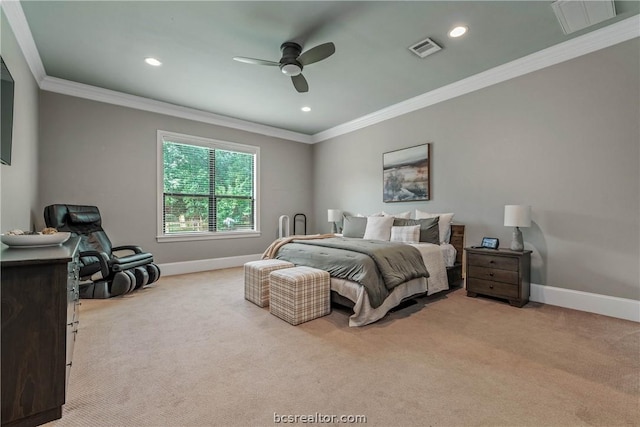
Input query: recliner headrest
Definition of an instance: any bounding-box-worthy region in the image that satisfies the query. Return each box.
[44,204,102,230]
[69,211,101,224]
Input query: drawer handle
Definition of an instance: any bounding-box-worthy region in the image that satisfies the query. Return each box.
[489,285,494,289]
[489,260,495,264]
[489,273,494,277]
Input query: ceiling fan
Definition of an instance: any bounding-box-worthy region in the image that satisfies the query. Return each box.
[233,42,335,93]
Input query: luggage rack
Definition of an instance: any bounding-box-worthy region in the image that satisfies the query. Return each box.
[278,213,307,238]
[293,213,307,235]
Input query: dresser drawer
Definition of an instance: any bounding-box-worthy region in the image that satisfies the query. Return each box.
[67,290,79,323]
[467,278,519,299]
[468,253,518,271]
[468,265,518,284]
[66,323,76,364]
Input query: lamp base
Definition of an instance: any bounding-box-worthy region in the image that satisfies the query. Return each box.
[331,222,338,234]
[510,227,524,251]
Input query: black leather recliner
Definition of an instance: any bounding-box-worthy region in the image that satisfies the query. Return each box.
[44,204,161,298]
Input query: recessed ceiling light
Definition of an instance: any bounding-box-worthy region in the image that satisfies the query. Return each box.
[301,106,311,112]
[449,26,468,38]
[145,57,162,66]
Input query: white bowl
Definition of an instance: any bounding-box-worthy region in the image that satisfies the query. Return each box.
[1,232,71,248]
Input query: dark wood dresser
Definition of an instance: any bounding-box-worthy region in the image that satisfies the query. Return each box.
[465,247,531,307]
[1,237,80,427]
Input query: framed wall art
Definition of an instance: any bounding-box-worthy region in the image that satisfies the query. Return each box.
[383,143,430,202]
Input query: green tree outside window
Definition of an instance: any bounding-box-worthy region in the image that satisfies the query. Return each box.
[162,140,255,234]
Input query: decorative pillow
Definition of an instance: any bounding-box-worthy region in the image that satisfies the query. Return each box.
[363,216,395,241]
[394,217,439,244]
[383,211,411,219]
[390,225,420,243]
[415,210,454,243]
[342,215,368,238]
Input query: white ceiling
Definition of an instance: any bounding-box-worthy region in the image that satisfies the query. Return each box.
[5,1,640,142]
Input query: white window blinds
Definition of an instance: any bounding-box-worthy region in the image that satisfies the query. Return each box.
[158,131,258,238]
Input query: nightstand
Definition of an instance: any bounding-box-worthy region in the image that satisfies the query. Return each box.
[464,247,531,307]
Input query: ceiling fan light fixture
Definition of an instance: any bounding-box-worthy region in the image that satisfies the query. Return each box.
[144,57,162,66]
[280,63,302,76]
[449,26,468,38]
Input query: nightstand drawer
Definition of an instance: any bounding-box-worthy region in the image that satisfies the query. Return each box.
[468,265,518,284]
[468,253,518,271]
[466,278,519,299]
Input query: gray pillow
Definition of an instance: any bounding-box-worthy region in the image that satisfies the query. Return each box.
[342,215,367,238]
[393,217,440,244]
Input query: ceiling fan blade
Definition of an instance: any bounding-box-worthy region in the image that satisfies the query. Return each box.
[298,42,335,66]
[233,56,279,66]
[291,74,309,93]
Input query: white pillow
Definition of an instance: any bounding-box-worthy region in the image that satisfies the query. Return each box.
[383,211,411,219]
[415,210,455,243]
[390,225,420,243]
[363,216,395,241]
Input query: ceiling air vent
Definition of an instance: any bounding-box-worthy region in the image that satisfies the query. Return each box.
[552,0,616,35]
[409,37,442,58]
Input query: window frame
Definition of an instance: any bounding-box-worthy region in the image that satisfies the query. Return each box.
[156,130,260,242]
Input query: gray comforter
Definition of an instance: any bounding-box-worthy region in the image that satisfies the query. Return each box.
[274,237,429,308]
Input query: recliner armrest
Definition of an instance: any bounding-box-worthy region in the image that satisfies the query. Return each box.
[112,245,144,254]
[109,252,154,272]
[79,250,110,279]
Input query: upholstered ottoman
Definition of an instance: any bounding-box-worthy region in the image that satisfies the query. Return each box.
[244,259,294,307]
[269,266,331,325]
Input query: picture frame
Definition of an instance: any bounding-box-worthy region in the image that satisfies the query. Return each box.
[383,143,430,203]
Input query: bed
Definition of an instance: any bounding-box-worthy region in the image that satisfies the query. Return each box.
[263,216,465,327]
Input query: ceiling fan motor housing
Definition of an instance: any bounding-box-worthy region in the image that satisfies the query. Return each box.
[279,42,303,76]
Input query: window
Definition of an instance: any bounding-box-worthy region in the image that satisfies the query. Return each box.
[157,130,260,242]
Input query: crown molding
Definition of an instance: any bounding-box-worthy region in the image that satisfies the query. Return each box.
[4,0,638,145]
[311,14,640,143]
[39,76,313,143]
[1,0,46,84]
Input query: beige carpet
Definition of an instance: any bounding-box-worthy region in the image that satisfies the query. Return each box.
[48,268,639,427]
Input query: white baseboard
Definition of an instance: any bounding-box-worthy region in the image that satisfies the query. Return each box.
[530,283,639,323]
[157,254,262,277]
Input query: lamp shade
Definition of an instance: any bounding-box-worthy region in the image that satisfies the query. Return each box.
[504,205,531,227]
[327,209,342,222]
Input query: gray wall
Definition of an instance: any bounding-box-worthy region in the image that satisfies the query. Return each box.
[38,92,314,264]
[0,12,40,232]
[17,26,640,302]
[313,39,640,301]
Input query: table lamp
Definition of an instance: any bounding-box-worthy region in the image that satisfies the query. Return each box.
[504,205,531,251]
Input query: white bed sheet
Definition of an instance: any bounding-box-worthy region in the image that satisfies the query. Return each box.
[331,243,453,326]
[439,243,457,268]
